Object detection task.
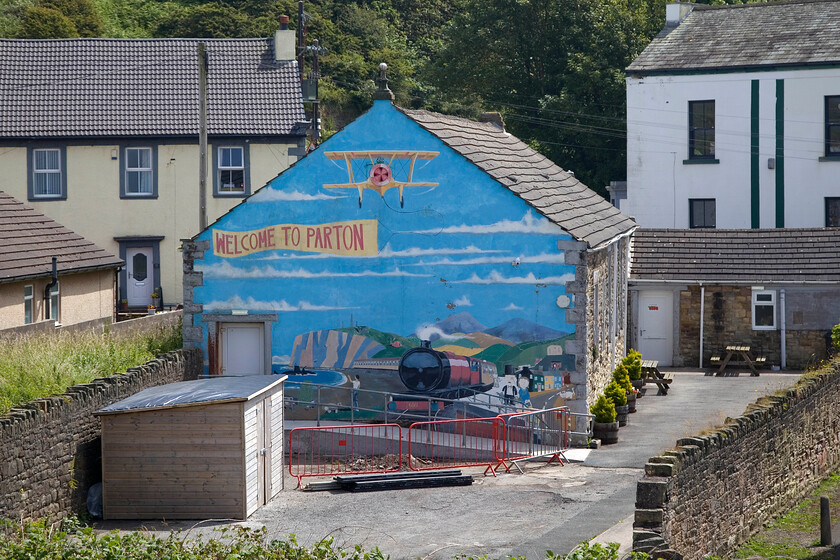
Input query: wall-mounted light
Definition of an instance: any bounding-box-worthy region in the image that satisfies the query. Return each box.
[111,149,117,160]
[231,309,248,316]
[767,158,775,170]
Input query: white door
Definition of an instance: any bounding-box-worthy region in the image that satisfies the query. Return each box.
[126,247,154,306]
[221,323,265,375]
[638,291,674,365]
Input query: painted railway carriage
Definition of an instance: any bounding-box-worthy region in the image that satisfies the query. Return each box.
[182,72,636,424]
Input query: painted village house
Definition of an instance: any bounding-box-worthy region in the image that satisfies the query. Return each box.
[0,191,123,331]
[629,228,840,369]
[182,73,637,426]
[0,31,305,310]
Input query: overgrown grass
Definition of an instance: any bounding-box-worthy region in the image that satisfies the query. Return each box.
[732,462,840,559]
[0,320,182,415]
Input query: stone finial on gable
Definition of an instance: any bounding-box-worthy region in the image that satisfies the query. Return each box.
[372,62,394,101]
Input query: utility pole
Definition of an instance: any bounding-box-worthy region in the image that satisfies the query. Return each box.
[311,39,321,140]
[298,1,305,82]
[198,43,208,231]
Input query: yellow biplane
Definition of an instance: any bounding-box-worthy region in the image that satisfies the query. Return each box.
[323,150,439,207]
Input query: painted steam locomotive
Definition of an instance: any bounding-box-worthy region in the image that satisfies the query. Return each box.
[398,341,495,398]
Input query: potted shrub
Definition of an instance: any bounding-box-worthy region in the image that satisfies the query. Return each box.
[591,394,618,444]
[614,362,636,413]
[623,349,644,394]
[605,379,629,426]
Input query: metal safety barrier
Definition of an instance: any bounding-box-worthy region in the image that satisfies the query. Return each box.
[288,423,402,487]
[406,417,505,476]
[497,407,570,473]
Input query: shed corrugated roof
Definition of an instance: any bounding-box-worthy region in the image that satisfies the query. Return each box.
[630,228,840,283]
[96,375,286,415]
[399,108,637,248]
[627,0,840,75]
[0,191,123,283]
[0,38,305,138]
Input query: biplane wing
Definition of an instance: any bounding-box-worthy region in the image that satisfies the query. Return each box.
[323,150,439,207]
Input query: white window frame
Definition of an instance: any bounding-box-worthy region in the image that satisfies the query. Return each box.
[24,285,33,324]
[125,147,154,195]
[48,281,60,323]
[32,148,63,197]
[217,146,245,193]
[752,289,776,330]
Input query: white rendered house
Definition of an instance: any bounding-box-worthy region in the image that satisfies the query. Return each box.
[625,0,840,229]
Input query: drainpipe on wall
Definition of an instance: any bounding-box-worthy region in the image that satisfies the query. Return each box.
[43,257,58,319]
[699,284,705,369]
[611,244,618,369]
[780,289,786,369]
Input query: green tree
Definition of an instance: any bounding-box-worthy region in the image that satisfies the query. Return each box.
[154,3,257,38]
[16,5,78,38]
[427,0,663,196]
[41,0,103,36]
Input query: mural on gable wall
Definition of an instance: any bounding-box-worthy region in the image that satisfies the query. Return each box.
[194,102,577,419]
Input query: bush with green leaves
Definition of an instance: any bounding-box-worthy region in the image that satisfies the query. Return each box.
[622,349,642,381]
[0,522,388,560]
[553,541,649,559]
[590,394,616,424]
[832,319,840,352]
[611,364,632,393]
[604,379,627,407]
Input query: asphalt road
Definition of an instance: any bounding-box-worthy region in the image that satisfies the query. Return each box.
[97,370,801,560]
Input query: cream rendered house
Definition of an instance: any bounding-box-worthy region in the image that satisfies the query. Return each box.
[0,32,306,308]
[0,191,122,330]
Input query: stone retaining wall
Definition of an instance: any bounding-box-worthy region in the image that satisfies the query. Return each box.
[634,364,840,559]
[0,348,201,523]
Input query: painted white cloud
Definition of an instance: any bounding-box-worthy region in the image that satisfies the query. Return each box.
[453,295,472,307]
[203,295,357,312]
[272,355,291,365]
[379,243,504,258]
[407,211,565,236]
[197,260,432,280]
[254,243,504,261]
[503,303,523,311]
[249,189,345,202]
[453,270,575,285]
[414,324,459,341]
[411,252,565,267]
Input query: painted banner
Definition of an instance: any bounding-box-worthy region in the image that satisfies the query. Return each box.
[213,219,377,257]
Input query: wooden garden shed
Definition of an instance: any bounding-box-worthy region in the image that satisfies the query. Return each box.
[96,375,286,520]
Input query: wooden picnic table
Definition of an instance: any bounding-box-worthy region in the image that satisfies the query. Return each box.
[710,345,764,377]
[640,359,673,395]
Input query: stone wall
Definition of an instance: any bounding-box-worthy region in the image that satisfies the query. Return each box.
[634,364,840,559]
[181,239,209,374]
[0,348,202,523]
[0,310,182,341]
[676,285,834,370]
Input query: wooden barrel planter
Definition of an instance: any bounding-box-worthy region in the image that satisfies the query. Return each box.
[593,421,619,444]
[631,378,644,397]
[627,392,637,413]
[616,404,629,426]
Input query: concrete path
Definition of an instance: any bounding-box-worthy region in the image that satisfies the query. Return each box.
[97,370,801,560]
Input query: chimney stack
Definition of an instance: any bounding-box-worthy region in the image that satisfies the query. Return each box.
[478,112,505,131]
[665,2,695,28]
[274,16,296,61]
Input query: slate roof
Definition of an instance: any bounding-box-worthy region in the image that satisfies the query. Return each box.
[626,0,840,75]
[0,191,123,283]
[399,108,637,249]
[630,228,840,283]
[0,38,305,138]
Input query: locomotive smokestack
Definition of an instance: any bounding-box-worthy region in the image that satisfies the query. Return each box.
[421,339,431,348]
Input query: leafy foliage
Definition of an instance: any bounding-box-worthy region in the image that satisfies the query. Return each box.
[831,319,840,352]
[604,379,627,407]
[622,349,643,380]
[591,393,616,423]
[612,363,633,393]
[16,5,78,38]
[0,523,389,560]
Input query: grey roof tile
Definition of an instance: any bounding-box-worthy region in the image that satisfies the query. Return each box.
[0,191,123,283]
[398,108,637,248]
[630,228,840,283]
[627,0,840,74]
[0,38,305,137]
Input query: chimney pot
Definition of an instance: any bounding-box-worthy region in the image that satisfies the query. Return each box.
[279,15,289,30]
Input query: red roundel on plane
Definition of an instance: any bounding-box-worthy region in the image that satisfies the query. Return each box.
[370,163,392,186]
